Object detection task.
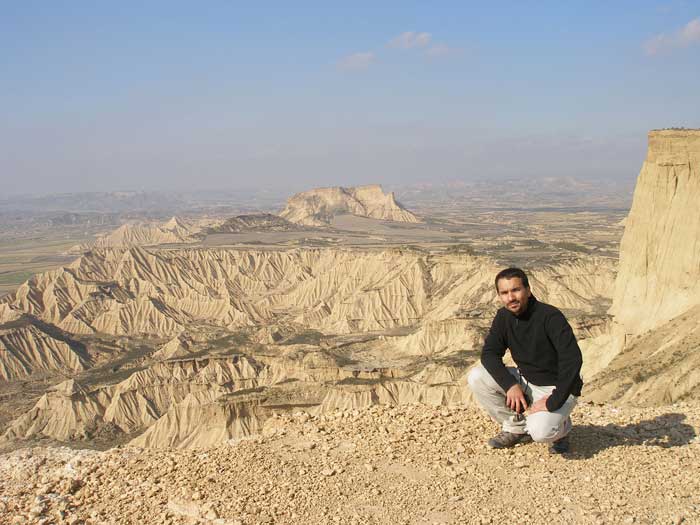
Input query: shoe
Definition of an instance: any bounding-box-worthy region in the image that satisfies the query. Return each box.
[549,435,570,454]
[487,431,532,449]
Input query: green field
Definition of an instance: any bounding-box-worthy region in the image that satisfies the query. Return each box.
[0,238,83,295]
[0,271,36,286]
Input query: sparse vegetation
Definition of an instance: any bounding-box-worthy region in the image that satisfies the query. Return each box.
[281,330,324,346]
[443,243,475,255]
[0,271,35,286]
[552,241,592,254]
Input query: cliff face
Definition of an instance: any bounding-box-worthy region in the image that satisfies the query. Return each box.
[279,185,420,226]
[589,130,700,405]
[611,130,700,336]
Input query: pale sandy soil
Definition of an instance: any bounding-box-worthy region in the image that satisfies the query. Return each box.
[1,402,698,525]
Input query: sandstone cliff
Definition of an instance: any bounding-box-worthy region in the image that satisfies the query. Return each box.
[611,129,700,335]
[279,185,420,226]
[592,129,700,404]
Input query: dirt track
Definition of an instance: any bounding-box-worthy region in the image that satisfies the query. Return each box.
[1,401,698,525]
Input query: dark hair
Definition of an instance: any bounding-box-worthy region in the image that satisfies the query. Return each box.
[494,267,529,290]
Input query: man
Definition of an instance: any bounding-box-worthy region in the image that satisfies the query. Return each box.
[467,267,582,454]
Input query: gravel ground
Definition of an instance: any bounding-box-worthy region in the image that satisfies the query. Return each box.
[1,401,699,525]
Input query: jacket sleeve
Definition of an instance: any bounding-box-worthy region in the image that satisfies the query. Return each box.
[544,311,583,412]
[480,311,518,393]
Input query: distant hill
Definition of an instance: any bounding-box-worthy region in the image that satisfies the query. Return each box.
[279,185,420,226]
[92,216,204,248]
[208,213,305,233]
[65,216,217,254]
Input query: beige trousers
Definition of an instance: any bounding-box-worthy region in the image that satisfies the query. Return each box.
[467,364,577,442]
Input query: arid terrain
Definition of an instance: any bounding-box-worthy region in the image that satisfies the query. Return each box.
[2,402,698,525]
[1,130,699,524]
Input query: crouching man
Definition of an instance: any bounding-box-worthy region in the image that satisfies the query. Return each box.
[468,267,582,454]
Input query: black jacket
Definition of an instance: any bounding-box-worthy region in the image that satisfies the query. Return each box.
[481,295,583,412]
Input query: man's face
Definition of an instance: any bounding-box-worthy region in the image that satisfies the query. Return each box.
[496,277,531,316]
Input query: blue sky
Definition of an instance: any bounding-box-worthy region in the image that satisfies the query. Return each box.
[1,2,699,195]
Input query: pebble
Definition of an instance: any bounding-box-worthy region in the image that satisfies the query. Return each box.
[0,403,698,525]
[29,505,46,517]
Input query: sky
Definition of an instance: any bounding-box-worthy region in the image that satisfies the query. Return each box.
[1,1,699,196]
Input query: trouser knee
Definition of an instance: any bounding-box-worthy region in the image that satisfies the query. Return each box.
[527,415,567,443]
[528,426,559,443]
[467,364,487,392]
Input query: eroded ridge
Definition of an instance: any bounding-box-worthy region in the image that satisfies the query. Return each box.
[2,248,613,340]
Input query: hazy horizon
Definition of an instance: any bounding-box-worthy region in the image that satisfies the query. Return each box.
[2,3,699,196]
[0,174,637,201]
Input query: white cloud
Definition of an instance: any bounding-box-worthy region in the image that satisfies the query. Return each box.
[645,17,700,55]
[336,31,453,72]
[388,31,432,49]
[680,17,700,41]
[337,52,376,71]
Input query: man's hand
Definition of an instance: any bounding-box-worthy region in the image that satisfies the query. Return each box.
[528,395,550,414]
[505,384,528,414]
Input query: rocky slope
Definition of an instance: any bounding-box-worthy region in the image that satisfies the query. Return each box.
[587,303,700,406]
[279,185,420,226]
[1,402,698,525]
